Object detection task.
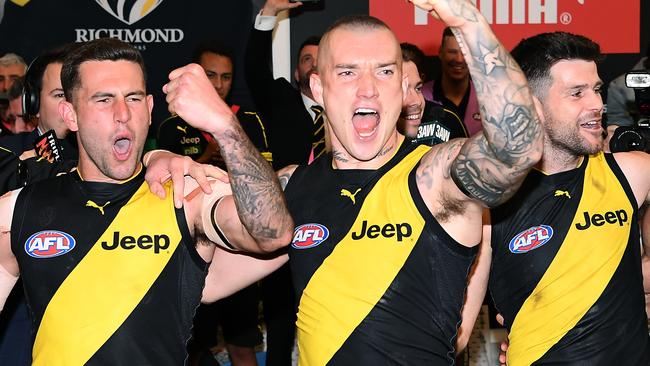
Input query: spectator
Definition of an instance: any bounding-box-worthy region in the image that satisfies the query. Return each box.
[606,44,650,127]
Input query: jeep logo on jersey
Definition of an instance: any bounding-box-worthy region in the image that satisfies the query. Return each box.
[351,220,412,242]
[94,0,163,25]
[101,232,170,253]
[25,230,76,258]
[509,225,553,254]
[291,224,329,249]
[575,209,628,230]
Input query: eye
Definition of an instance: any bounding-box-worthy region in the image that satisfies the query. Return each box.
[338,70,354,77]
[594,86,602,94]
[127,96,142,102]
[415,85,423,93]
[53,92,65,99]
[379,69,394,76]
[570,90,583,98]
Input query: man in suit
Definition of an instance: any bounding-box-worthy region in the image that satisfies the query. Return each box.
[245,0,320,170]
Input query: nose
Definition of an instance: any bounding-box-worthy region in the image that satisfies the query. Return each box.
[404,87,419,108]
[1,80,9,93]
[587,90,604,114]
[357,71,378,99]
[114,98,131,123]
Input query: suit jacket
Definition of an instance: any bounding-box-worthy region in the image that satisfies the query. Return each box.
[245,27,313,170]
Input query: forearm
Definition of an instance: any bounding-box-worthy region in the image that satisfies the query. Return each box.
[449,5,542,205]
[213,117,293,250]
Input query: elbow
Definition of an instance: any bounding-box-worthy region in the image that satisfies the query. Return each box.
[256,218,294,253]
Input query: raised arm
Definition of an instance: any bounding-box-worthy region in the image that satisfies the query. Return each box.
[164,64,294,252]
[413,0,543,207]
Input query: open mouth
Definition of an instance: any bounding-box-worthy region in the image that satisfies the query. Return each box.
[401,107,422,126]
[113,137,132,160]
[580,120,602,131]
[352,108,380,138]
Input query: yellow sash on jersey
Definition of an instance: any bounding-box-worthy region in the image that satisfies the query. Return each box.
[508,153,633,365]
[32,181,181,366]
[296,145,430,365]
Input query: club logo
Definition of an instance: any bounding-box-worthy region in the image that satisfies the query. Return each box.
[508,225,553,254]
[25,230,76,258]
[94,0,163,25]
[292,223,329,250]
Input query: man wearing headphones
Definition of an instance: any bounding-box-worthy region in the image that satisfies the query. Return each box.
[0,44,78,366]
[0,44,78,159]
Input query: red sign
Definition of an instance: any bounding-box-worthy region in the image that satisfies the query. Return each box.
[370,0,640,54]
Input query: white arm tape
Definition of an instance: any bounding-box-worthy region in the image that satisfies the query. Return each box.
[0,265,18,312]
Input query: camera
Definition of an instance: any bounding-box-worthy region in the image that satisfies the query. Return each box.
[609,71,650,153]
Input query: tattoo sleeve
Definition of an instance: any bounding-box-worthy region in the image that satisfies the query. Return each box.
[213,116,293,247]
[443,3,543,207]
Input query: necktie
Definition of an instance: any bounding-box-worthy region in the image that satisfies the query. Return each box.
[310,105,325,159]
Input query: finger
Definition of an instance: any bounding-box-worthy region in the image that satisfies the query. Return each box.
[205,165,229,183]
[192,165,213,195]
[170,160,186,208]
[496,313,505,326]
[500,341,508,351]
[148,180,167,199]
[168,64,191,82]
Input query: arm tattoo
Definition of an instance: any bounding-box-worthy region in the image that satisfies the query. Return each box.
[438,11,543,207]
[215,116,292,243]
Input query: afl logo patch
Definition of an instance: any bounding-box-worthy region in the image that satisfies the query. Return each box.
[25,230,76,258]
[508,225,553,254]
[292,223,329,250]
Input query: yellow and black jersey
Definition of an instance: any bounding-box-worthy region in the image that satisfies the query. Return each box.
[11,168,208,366]
[285,141,477,365]
[490,152,650,365]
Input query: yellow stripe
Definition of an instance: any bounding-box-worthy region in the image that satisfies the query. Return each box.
[508,153,633,365]
[32,181,181,365]
[297,145,429,365]
[10,0,30,6]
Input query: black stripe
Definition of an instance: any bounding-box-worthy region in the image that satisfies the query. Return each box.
[210,197,235,250]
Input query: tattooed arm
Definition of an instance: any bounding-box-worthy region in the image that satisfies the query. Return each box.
[412,0,543,207]
[164,64,293,252]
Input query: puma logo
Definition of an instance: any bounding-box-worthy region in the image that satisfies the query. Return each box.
[554,190,571,199]
[86,200,110,215]
[176,125,187,134]
[340,188,361,205]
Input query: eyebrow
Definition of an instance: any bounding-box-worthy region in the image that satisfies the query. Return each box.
[334,61,398,69]
[49,88,64,94]
[91,90,146,99]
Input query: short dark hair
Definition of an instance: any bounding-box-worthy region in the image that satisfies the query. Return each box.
[440,27,455,48]
[400,42,425,65]
[61,38,146,102]
[511,32,602,99]
[191,40,234,65]
[297,35,321,61]
[25,44,76,96]
[7,77,23,100]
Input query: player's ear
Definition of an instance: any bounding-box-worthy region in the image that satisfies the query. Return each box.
[59,100,79,132]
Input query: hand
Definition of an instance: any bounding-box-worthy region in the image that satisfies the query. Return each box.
[163,64,234,136]
[144,150,229,208]
[499,340,508,366]
[262,0,302,16]
[408,0,470,28]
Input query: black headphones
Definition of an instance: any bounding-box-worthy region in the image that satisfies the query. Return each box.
[22,56,42,119]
